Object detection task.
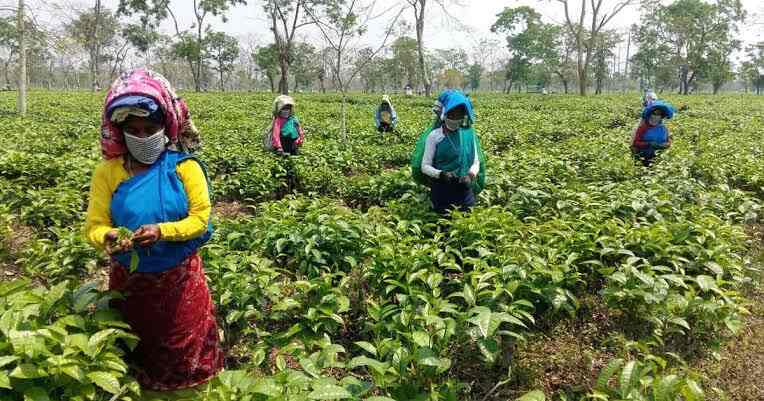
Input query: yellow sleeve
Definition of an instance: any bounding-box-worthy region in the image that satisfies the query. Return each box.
[158,159,212,241]
[84,160,120,249]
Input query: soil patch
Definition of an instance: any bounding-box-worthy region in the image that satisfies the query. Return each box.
[213,200,253,219]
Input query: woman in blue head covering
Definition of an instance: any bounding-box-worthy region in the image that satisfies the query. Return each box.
[420,90,484,214]
[430,89,458,129]
[630,100,675,166]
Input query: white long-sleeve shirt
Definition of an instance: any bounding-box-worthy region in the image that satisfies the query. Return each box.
[421,127,480,179]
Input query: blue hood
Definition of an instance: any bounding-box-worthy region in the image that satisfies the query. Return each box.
[642,100,675,120]
[439,90,475,123]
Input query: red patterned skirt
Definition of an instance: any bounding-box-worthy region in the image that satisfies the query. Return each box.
[109,253,224,391]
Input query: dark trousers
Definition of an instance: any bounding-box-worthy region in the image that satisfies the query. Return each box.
[377,122,393,133]
[430,180,475,214]
[632,148,656,167]
[282,136,299,155]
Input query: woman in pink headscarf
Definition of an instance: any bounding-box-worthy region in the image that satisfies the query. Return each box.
[84,69,223,391]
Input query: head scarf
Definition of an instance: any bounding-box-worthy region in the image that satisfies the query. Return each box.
[380,95,395,112]
[106,95,164,125]
[432,89,457,116]
[100,69,200,159]
[641,100,675,120]
[272,95,296,116]
[439,90,475,124]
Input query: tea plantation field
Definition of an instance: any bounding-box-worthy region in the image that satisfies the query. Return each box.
[0,91,762,401]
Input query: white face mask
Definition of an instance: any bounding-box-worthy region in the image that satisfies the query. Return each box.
[279,109,291,118]
[444,118,463,132]
[124,129,167,164]
[648,114,663,126]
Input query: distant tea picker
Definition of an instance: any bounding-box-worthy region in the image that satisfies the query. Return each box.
[374,95,398,134]
[630,96,676,167]
[84,68,223,391]
[265,94,305,156]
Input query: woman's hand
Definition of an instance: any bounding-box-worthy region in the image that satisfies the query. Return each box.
[104,229,133,255]
[133,224,162,247]
[459,172,476,186]
[439,171,458,183]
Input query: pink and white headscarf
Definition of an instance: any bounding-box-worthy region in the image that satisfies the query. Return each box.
[100,69,200,159]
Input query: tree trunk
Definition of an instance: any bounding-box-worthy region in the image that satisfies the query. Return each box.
[4,58,10,88]
[679,64,689,95]
[219,70,224,91]
[193,16,204,92]
[413,1,431,96]
[92,0,102,91]
[16,0,26,116]
[595,72,603,94]
[278,55,289,94]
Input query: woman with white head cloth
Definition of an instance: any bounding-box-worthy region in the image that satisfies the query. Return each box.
[270,94,305,155]
[375,95,398,133]
[643,90,658,107]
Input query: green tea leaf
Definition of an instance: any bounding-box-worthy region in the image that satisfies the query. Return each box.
[411,331,430,348]
[23,386,50,401]
[682,379,704,401]
[252,378,281,396]
[354,341,377,356]
[515,390,546,401]
[129,251,140,272]
[86,371,122,394]
[0,371,10,389]
[596,358,624,390]
[0,356,19,369]
[308,383,352,399]
[696,275,718,292]
[10,363,48,379]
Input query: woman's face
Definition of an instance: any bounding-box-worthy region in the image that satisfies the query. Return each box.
[122,116,164,138]
[648,110,664,126]
[446,106,467,121]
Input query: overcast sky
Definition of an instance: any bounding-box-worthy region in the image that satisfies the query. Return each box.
[20,0,764,62]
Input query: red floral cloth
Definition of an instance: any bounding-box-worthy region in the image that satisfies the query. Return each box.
[100,68,200,160]
[109,253,224,391]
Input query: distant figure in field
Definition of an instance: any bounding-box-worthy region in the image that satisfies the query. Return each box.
[375,95,398,133]
[404,84,413,97]
[412,90,487,214]
[269,95,304,156]
[642,90,658,107]
[630,100,675,166]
